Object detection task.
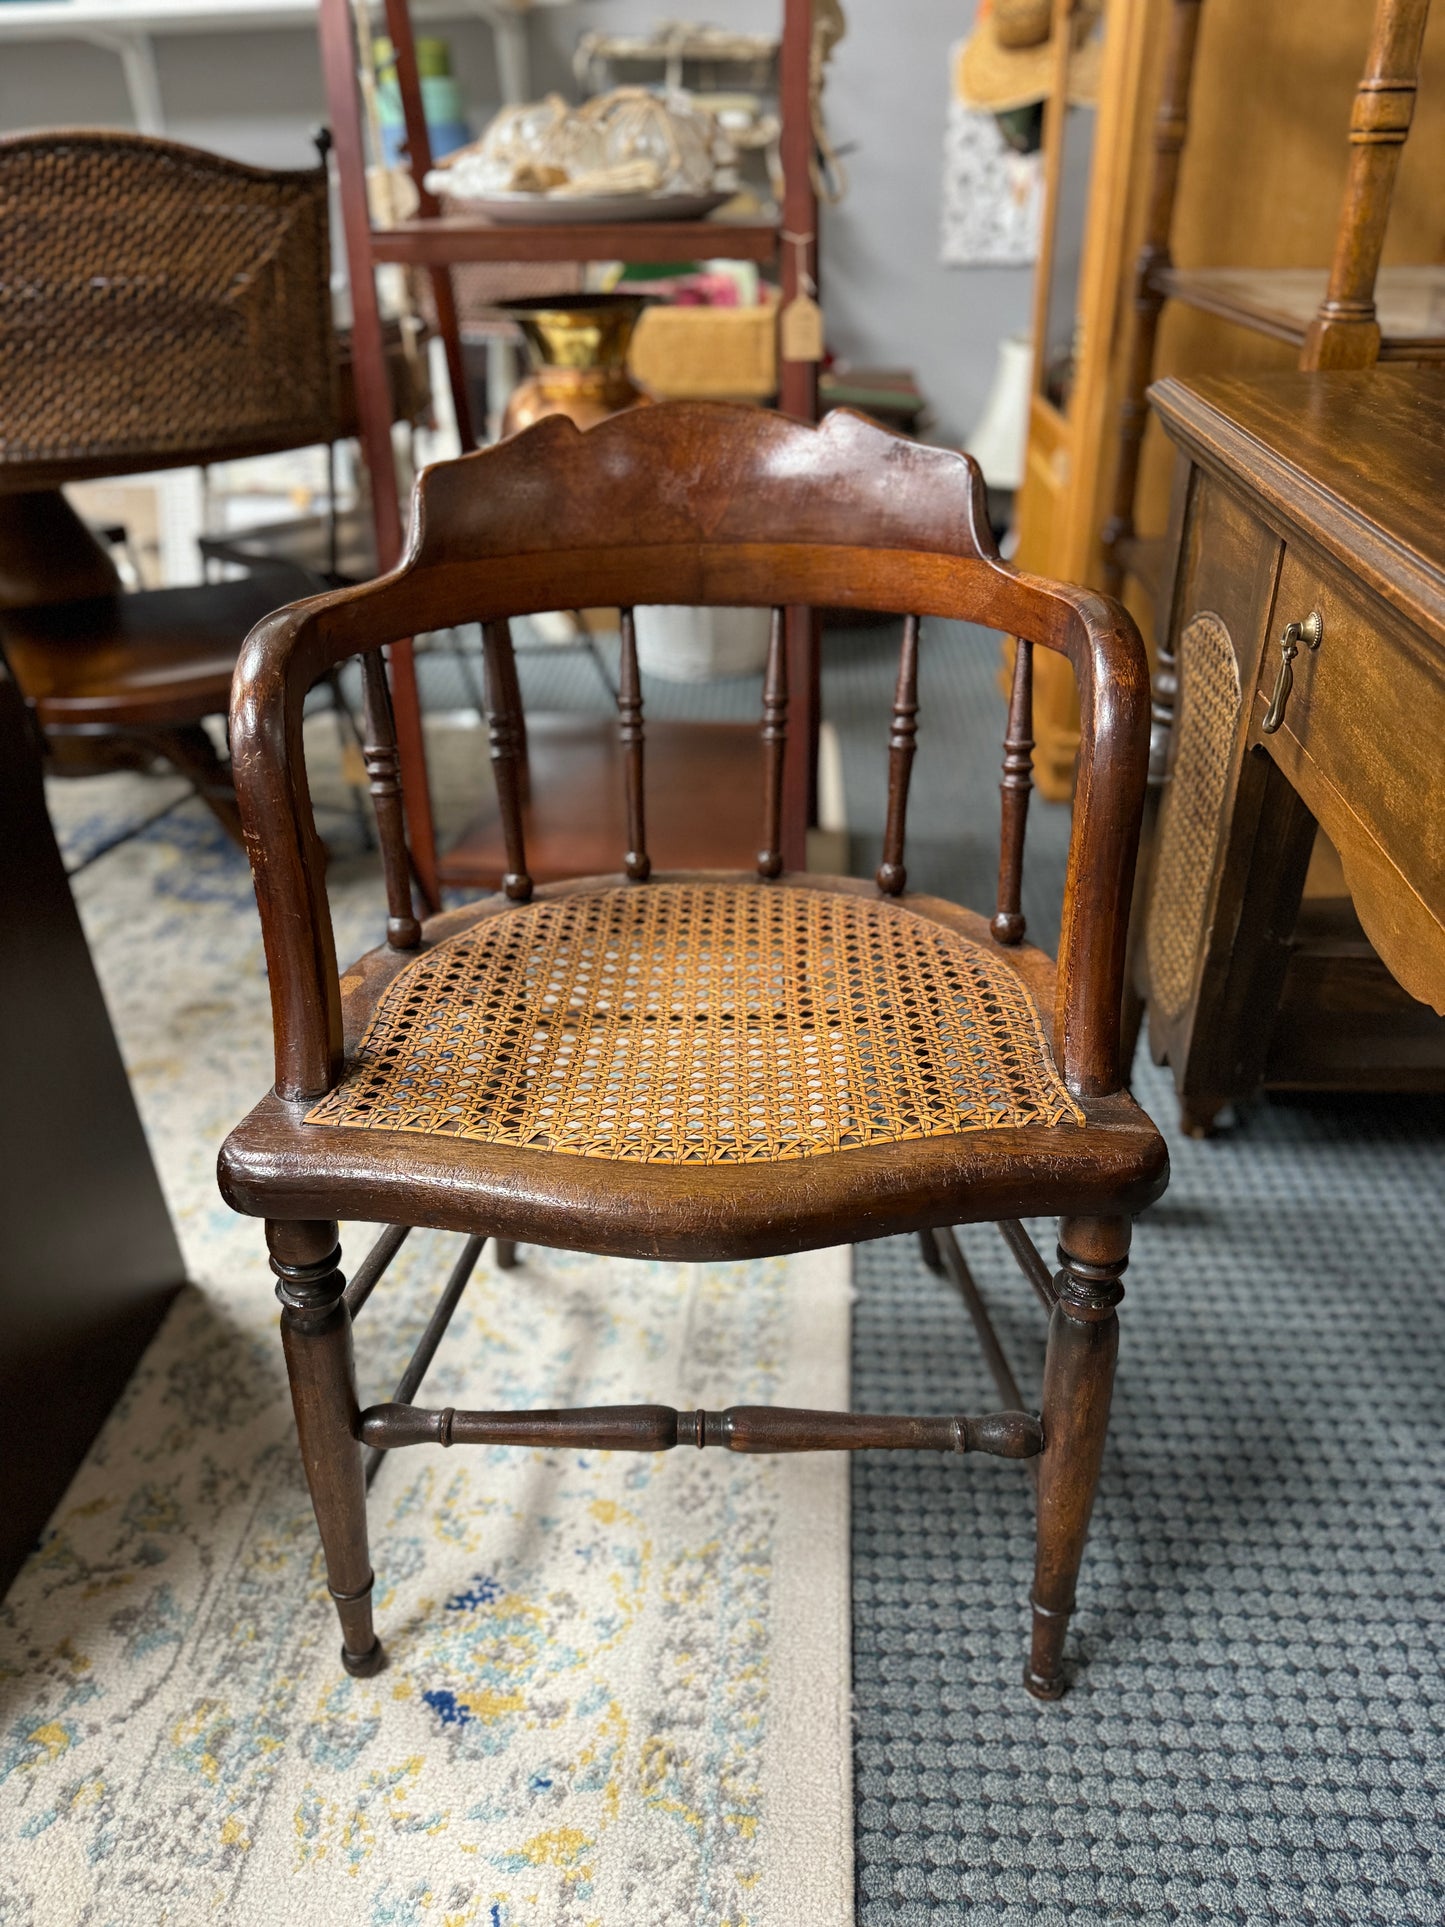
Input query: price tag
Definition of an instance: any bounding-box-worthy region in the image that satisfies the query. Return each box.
[779,291,825,363]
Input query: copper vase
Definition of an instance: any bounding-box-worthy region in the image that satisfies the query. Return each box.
[500,294,653,437]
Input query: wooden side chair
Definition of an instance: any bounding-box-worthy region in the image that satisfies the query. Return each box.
[219,403,1168,1701]
[0,129,338,839]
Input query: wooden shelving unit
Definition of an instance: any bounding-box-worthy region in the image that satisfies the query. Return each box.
[319,0,822,906]
[1150,262,1445,360]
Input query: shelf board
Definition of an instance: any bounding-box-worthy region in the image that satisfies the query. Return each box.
[1150,264,1445,361]
[437,714,765,890]
[370,216,779,268]
[0,0,557,39]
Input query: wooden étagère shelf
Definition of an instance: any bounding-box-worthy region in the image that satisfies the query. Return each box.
[320,0,823,909]
[369,216,782,268]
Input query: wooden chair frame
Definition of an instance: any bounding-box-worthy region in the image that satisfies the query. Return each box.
[221,402,1167,1700]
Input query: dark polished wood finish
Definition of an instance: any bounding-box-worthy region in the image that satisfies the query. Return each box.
[359,651,422,949]
[269,1217,382,1677]
[877,615,920,897]
[480,619,532,902]
[757,606,789,879]
[0,652,185,1598]
[360,1400,1044,1458]
[222,402,1167,1698]
[616,607,650,883]
[992,637,1034,945]
[1027,1214,1128,1699]
[370,216,779,268]
[1139,369,1445,1132]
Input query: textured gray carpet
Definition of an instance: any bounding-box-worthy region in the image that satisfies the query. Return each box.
[65,617,1445,1923]
[497,620,1445,1925]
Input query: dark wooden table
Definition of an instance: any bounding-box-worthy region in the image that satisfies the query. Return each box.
[1138,369,1445,1133]
[0,650,185,1595]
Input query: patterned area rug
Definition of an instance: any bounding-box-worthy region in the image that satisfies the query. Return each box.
[0,737,854,1927]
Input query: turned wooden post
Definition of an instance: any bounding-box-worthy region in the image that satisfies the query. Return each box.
[992,637,1034,944]
[481,618,532,901]
[1301,0,1431,370]
[360,651,422,948]
[1026,1212,1129,1699]
[270,1218,384,1678]
[617,606,650,881]
[757,606,789,879]
[1100,0,1205,596]
[876,613,921,896]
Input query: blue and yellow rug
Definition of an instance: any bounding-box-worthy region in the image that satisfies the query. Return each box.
[0,742,854,1926]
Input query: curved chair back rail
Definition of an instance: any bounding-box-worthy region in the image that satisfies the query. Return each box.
[229,403,1150,1104]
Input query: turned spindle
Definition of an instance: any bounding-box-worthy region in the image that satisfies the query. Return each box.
[992,637,1033,945]
[481,619,532,902]
[876,613,920,896]
[359,650,421,948]
[617,606,650,881]
[757,606,788,878]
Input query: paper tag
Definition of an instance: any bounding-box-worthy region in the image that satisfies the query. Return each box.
[779,292,825,363]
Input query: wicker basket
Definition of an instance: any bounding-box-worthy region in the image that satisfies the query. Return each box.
[628,294,777,401]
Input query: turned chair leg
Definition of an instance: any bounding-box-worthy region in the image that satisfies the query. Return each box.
[1025,1213,1129,1699]
[269,1219,385,1678]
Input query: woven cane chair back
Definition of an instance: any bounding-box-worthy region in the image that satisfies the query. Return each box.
[0,130,336,489]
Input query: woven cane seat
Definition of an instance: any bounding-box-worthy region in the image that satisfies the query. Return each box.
[306,881,1084,1165]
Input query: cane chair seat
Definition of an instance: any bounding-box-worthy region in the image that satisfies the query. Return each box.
[309,878,1085,1159]
[222,876,1166,1259]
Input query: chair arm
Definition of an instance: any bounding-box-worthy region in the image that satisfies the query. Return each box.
[230,586,380,1100]
[1023,576,1151,1097]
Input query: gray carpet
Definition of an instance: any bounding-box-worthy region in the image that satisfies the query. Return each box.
[497,620,1445,1926]
[60,617,1445,1924]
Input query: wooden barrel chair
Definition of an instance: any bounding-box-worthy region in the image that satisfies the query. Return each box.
[219,402,1169,1700]
[0,129,338,838]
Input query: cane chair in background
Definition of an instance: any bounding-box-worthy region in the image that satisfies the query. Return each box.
[220,402,1169,1700]
[0,129,338,837]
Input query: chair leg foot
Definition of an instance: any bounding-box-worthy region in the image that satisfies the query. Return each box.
[341,1635,387,1678]
[494,1238,520,1270]
[270,1219,381,1676]
[1026,1213,1129,1699]
[916,1226,945,1274]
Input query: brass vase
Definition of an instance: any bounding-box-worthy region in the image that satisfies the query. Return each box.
[500,294,653,437]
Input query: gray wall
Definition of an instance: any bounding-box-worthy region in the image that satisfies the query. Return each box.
[0,1,1028,444]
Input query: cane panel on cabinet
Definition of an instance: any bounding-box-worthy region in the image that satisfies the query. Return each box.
[1140,370,1445,1134]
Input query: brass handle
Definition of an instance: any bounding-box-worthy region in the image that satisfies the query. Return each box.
[1261,610,1323,734]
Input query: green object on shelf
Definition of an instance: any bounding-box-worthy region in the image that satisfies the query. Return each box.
[373,35,453,80]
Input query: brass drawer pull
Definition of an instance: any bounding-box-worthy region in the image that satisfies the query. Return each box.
[1261,610,1323,734]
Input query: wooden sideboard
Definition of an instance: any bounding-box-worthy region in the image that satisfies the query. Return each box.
[1012,0,1445,799]
[1137,369,1445,1132]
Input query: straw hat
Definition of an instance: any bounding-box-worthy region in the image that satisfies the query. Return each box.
[956,0,1104,114]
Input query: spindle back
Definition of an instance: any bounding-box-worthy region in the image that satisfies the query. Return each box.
[231,403,1149,1110]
